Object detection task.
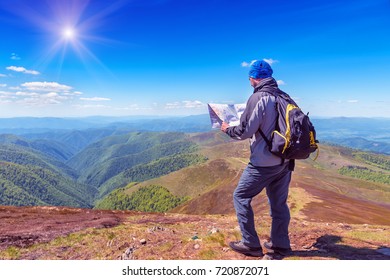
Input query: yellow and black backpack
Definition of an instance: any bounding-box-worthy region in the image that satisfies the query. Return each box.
[258,87,319,167]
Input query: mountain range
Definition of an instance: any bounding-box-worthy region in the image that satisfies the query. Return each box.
[0,115,389,260]
[1,115,389,154]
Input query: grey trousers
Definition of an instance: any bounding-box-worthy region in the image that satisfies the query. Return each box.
[233,162,292,249]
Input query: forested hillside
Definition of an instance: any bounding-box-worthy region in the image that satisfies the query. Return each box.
[0,131,205,208]
[94,135,390,223]
[67,132,200,188]
[96,185,188,211]
[98,153,207,198]
[0,143,77,179]
[0,162,96,207]
[0,122,389,216]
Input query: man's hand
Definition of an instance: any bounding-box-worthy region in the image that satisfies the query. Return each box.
[221,122,229,133]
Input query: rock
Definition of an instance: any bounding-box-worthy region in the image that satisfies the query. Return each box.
[222,247,229,252]
[147,226,166,233]
[194,244,200,250]
[140,239,147,245]
[125,247,133,255]
[208,227,219,234]
[122,246,136,260]
[191,235,199,240]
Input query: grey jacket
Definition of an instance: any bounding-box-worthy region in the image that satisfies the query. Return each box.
[226,77,282,167]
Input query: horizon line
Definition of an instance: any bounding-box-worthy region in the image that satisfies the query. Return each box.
[0,114,390,120]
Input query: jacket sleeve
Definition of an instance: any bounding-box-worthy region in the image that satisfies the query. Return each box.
[225,93,266,140]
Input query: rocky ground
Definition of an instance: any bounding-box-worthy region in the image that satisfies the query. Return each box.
[0,205,389,260]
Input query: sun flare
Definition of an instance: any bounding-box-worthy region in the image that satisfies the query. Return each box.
[63,27,76,40]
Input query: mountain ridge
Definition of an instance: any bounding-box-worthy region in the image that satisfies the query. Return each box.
[0,128,389,260]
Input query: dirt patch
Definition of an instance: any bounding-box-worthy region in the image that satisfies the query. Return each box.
[0,206,131,249]
[0,206,389,260]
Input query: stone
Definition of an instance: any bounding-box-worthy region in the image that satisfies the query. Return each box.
[209,227,219,234]
[122,246,136,260]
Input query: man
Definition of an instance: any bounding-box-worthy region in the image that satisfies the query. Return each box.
[221,59,292,257]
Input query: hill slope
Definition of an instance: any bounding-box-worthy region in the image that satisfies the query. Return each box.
[0,134,74,162]
[0,206,389,260]
[67,132,200,189]
[98,132,390,226]
[0,130,389,260]
[0,138,96,207]
[0,162,96,207]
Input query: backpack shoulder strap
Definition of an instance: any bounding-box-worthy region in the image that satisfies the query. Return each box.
[253,86,279,147]
[254,86,292,167]
[258,126,272,148]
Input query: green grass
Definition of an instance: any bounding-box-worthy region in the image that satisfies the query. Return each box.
[344,230,390,243]
[199,249,218,259]
[204,232,226,247]
[0,246,20,260]
[339,166,390,188]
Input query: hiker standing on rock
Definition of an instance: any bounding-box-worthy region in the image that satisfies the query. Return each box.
[221,60,293,257]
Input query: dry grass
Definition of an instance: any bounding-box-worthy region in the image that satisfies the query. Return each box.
[1,210,389,260]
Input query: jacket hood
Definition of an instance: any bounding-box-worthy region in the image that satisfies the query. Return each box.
[253,77,278,93]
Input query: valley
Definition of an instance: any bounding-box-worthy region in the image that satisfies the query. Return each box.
[0,116,389,260]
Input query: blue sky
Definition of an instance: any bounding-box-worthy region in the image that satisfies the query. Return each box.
[0,0,389,118]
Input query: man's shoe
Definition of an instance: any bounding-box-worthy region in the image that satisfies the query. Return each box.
[229,241,263,257]
[263,241,292,256]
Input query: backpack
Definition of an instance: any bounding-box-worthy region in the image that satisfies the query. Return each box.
[258,87,319,164]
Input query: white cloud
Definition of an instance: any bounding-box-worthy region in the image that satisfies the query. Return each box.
[263,58,279,65]
[277,80,286,85]
[113,104,153,111]
[183,100,205,108]
[12,82,80,107]
[15,91,38,97]
[241,61,250,67]
[347,100,359,103]
[80,97,111,101]
[74,104,111,109]
[0,74,7,77]
[241,58,279,68]
[10,53,21,60]
[0,99,13,104]
[6,66,40,75]
[129,104,140,109]
[241,60,257,67]
[21,81,72,92]
[165,102,181,109]
[165,100,205,109]
[0,84,7,87]
[4,80,86,108]
[18,92,69,106]
[0,90,13,96]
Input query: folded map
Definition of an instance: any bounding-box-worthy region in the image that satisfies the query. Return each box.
[207,103,246,129]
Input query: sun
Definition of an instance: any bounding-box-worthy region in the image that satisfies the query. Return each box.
[62,27,76,40]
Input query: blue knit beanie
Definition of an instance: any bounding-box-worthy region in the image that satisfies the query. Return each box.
[249,60,273,79]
